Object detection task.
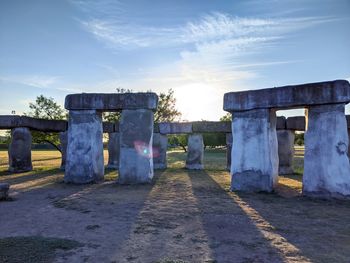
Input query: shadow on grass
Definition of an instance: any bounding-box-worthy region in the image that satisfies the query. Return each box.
[0,168,62,185]
[187,170,298,262]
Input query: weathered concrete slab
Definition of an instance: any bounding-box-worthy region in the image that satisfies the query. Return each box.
[153,123,160,133]
[277,130,295,175]
[107,132,120,169]
[119,109,154,184]
[224,80,350,112]
[276,116,286,130]
[192,121,231,133]
[186,134,204,169]
[65,93,158,111]
[153,133,168,169]
[65,110,104,184]
[0,115,67,132]
[286,116,306,131]
[59,131,67,170]
[8,127,32,173]
[231,109,278,192]
[159,122,192,134]
[226,133,232,171]
[303,104,350,198]
[103,122,115,133]
[0,183,10,200]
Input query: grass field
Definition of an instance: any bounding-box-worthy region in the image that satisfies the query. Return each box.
[1,147,350,263]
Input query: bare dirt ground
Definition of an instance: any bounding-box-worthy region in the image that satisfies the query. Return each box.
[0,149,350,263]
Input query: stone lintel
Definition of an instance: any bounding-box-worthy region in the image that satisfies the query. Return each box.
[159,122,192,134]
[224,80,350,112]
[286,116,306,131]
[65,93,158,111]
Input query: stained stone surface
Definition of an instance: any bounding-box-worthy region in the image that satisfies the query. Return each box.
[153,133,168,169]
[186,134,204,170]
[103,122,115,133]
[286,116,306,131]
[192,121,231,133]
[65,110,104,184]
[107,132,120,169]
[0,183,10,200]
[59,131,68,170]
[303,104,350,198]
[8,127,32,173]
[65,92,158,111]
[230,109,278,192]
[276,116,286,130]
[224,80,350,112]
[119,109,154,184]
[226,133,232,171]
[277,130,295,175]
[159,122,192,134]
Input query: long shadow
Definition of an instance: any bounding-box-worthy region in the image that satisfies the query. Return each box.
[32,157,61,162]
[237,184,350,262]
[187,170,311,263]
[0,168,61,185]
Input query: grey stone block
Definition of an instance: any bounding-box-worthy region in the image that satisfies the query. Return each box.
[8,127,32,173]
[103,122,115,133]
[224,80,350,111]
[107,132,120,169]
[286,116,305,131]
[59,131,67,170]
[65,93,158,111]
[277,130,295,175]
[0,183,10,200]
[192,121,231,133]
[153,133,168,169]
[276,116,286,130]
[186,134,204,169]
[64,110,104,184]
[303,104,350,198]
[230,109,278,192]
[119,109,154,184]
[159,122,192,134]
[226,133,232,171]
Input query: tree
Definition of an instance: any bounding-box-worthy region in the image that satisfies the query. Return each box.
[25,95,67,152]
[220,113,231,122]
[154,89,181,122]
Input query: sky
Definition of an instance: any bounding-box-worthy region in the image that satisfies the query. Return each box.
[0,0,349,121]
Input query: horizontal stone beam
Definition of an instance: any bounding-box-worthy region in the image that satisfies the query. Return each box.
[286,116,306,131]
[276,116,286,130]
[224,80,350,112]
[0,115,67,132]
[65,93,158,111]
[102,122,115,133]
[159,122,192,134]
[192,121,231,133]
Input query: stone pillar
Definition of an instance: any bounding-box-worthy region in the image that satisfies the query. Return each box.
[107,132,120,169]
[119,109,154,184]
[59,131,67,170]
[153,133,168,169]
[231,109,278,192]
[8,127,32,173]
[186,134,204,169]
[226,133,232,171]
[65,110,104,184]
[277,130,295,175]
[304,104,350,198]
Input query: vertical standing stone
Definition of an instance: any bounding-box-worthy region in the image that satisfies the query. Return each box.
[186,134,204,169]
[107,132,120,169]
[8,127,32,173]
[59,131,67,170]
[304,104,350,197]
[226,133,232,171]
[153,133,168,169]
[119,109,154,184]
[65,110,104,184]
[277,130,295,175]
[231,109,278,192]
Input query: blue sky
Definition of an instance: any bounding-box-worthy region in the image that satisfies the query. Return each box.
[0,0,349,121]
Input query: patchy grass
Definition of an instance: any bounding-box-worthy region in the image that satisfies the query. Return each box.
[0,236,82,263]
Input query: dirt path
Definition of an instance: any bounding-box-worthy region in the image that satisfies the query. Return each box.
[1,167,350,263]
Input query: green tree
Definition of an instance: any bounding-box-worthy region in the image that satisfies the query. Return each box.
[220,113,231,122]
[25,95,67,152]
[154,89,181,122]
